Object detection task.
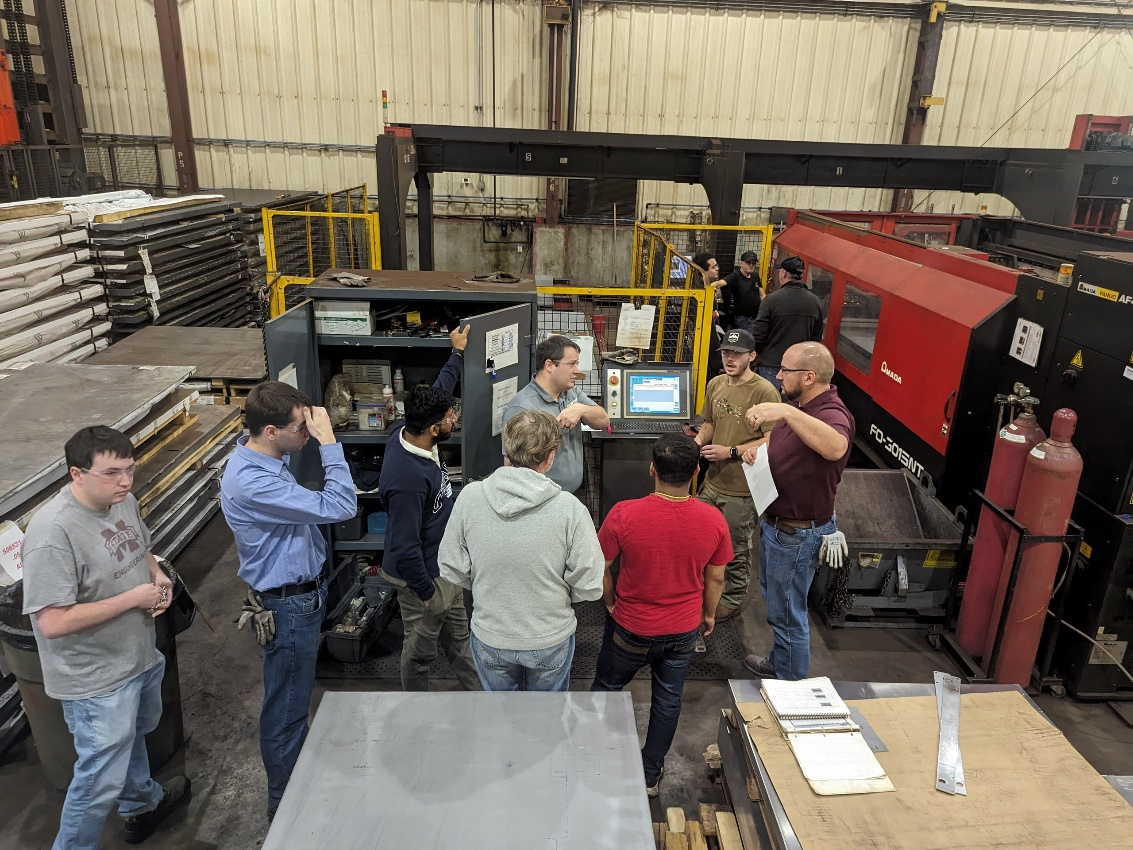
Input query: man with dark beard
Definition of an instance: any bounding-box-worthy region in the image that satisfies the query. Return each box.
[378,326,481,692]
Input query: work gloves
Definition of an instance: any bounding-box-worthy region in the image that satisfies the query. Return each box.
[819,531,849,570]
[235,588,276,646]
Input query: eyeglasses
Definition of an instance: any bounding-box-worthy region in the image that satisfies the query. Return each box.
[440,414,457,426]
[81,464,137,481]
[778,367,814,375]
[554,359,580,369]
[279,423,308,434]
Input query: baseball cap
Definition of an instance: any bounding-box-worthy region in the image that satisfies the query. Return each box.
[718,328,756,352]
[778,256,805,276]
[739,250,758,263]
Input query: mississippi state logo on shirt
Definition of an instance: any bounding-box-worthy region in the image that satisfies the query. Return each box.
[102,520,142,563]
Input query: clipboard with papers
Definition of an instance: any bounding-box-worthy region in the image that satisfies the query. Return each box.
[761,677,895,796]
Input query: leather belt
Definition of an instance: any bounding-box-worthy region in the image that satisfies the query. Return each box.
[260,577,322,599]
[766,516,829,535]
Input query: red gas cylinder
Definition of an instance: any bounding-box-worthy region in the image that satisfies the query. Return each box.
[956,407,1046,655]
[987,409,1082,686]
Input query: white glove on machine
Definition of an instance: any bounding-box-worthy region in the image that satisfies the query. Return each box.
[819,531,849,570]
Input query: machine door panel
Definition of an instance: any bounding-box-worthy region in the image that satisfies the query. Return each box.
[263,299,323,489]
[461,304,534,483]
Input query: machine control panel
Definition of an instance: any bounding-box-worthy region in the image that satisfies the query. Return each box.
[606,368,622,418]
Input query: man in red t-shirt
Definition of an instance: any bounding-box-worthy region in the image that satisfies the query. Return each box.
[591,433,732,798]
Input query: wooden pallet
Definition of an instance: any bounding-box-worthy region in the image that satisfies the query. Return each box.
[133,411,200,466]
[134,405,241,511]
[653,805,734,850]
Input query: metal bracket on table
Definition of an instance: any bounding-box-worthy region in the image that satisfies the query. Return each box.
[935,671,967,795]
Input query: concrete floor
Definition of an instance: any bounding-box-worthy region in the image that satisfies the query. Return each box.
[1,514,1131,848]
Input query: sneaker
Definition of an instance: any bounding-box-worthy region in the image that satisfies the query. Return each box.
[743,654,777,678]
[645,766,665,798]
[123,776,191,844]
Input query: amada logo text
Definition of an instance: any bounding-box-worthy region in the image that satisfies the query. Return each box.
[880,361,903,384]
[869,424,925,478]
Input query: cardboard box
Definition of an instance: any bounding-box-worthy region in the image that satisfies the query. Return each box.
[314,301,373,336]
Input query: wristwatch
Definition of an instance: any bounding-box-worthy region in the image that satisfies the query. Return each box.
[730,446,739,460]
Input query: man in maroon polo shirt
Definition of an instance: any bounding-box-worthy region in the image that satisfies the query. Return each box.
[739,342,853,680]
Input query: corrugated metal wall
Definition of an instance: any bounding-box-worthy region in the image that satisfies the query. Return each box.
[923,21,1133,215]
[69,0,1133,216]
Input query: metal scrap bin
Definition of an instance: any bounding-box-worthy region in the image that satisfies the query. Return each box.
[810,469,963,628]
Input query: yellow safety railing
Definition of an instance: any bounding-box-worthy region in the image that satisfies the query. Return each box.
[632,222,777,291]
[536,285,715,415]
[263,187,381,317]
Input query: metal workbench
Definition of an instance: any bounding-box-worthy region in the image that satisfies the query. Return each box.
[717,679,1057,850]
[264,691,655,850]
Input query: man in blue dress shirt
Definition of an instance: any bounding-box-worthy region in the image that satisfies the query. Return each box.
[220,381,357,819]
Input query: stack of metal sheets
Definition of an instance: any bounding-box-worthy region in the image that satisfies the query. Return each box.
[0,202,107,368]
[87,200,256,337]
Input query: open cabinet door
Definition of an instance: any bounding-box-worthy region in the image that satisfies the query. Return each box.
[264,299,324,488]
[461,303,535,482]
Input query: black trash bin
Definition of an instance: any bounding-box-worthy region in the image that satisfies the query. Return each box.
[0,580,188,792]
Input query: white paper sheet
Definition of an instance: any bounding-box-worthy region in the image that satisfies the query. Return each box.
[279,363,298,389]
[491,376,518,436]
[614,303,656,349]
[565,334,595,372]
[743,443,779,515]
[787,731,887,782]
[486,323,519,370]
[0,521,24,584]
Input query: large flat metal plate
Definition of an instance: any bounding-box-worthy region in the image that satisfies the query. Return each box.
[0,363,193,514]
[265,691,655,850]
[86,325,265,381]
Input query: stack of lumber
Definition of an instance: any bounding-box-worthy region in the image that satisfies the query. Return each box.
[84,195,256,337]
[86,325,267,407]
[0,198,106,368]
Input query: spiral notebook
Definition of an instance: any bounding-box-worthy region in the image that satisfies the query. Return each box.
[760,677,893,795]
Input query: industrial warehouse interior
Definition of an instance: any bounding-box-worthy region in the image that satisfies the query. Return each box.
[1,1,1132,848]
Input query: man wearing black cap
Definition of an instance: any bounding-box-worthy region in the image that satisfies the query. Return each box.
[691,327,780,622]
[751,256,824,390]
[719,250,764,336]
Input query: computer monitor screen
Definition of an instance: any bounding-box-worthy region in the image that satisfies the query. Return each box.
[623,370,689,419]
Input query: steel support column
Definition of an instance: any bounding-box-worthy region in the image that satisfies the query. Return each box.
[702,146,744,272]
[892,1,947,212]
[153,0,199,193]
[36,0,85,146]
[415,169,434,270]
[376,132,417,269]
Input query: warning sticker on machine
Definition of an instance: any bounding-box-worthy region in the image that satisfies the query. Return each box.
[1124,366,1133,381]
[1078,281,1121,303]
[923,550,957,569]
[1088,637,1128,666]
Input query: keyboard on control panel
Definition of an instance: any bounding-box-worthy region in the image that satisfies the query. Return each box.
[609,420,686,433]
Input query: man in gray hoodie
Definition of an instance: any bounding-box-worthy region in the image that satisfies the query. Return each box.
[438,409,605,690]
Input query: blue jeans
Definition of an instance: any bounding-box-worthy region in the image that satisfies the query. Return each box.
[758,518,835,680]
[756,364,782,391]
[735,315,757,336]
[259,585,325,812]
[55,657,166,850]
[590,617,700,782]
[470,632,575,692]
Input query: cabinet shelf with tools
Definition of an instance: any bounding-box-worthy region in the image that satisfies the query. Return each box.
[264,270,539,658]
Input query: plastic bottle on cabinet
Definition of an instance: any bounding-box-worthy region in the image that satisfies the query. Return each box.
[393,367,405,394]
[383,385,396,425]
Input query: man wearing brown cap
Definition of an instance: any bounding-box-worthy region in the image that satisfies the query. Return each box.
[719,250,764,336]
[751,256,824,390]
[691,328,780,622]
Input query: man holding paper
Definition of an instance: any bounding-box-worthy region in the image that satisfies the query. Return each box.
[741,342,853,681]
[691,328,779,622]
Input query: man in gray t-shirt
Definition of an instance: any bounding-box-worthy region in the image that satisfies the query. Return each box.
[503,334,609,495]
[21,426,190,849]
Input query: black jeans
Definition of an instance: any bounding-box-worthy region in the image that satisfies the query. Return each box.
[590,616,700,782]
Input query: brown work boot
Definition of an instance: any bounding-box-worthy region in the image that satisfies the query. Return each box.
[715,602,741,622]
